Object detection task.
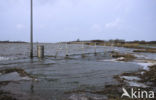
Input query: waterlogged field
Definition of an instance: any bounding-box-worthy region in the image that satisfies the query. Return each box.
[0,43,156,100]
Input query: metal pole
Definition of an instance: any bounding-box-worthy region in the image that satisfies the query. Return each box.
[30,0,33,58]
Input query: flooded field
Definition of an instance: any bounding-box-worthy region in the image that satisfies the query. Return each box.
[0,43,156,100]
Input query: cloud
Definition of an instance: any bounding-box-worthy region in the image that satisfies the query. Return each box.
[105,18,121,28]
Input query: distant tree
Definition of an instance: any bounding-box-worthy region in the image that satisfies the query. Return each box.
[91,40,104,43]
[76,38,80,42]
[149,41,156,44]
[114,39,125,43]
[108,39,114,43]
[140,40,146,44]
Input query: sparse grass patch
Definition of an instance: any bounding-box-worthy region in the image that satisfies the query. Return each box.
[140,65,156,86]
[0,90,17,100]
[133,49,156,53]
[0,68,33,78]
[111,52,136,61]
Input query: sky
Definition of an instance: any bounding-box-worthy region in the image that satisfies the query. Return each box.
[0,0,156,42]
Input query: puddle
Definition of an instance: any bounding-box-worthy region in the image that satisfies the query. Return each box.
[120,76,141,81]
[126,81,148,88]
[99,59,117,62]
[0,56,11,61]
[136,62,153,70]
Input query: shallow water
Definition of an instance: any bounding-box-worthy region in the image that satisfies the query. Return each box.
[0,43,154,100]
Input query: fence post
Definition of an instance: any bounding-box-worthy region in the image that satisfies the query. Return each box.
[65,43,69,57]
[81,42,85,57]
[37,45,44,58]
[94,42,97,55]
[55,43,61,58]
[104,43,106,55]
[111,42,114,51]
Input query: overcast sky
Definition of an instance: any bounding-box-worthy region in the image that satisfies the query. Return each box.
[0,0,156,42]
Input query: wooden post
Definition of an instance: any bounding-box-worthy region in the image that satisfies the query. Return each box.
[55,43,61,58]
[81,42,85,57]
[104,43,106,55]
[65,43,69,57]
[111,42,114,51]
[94,42,97,55]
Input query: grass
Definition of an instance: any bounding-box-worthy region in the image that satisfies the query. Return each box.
[111,51,136,61]
[133,49,156,53]
[0,68,35,100]
[140,65,156,86]
[0,68,32,78]
[114,64,156,87]
[0,91,17,100]
[70,41,156,52]
[0,89,17,100]
[111,65,156,100]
